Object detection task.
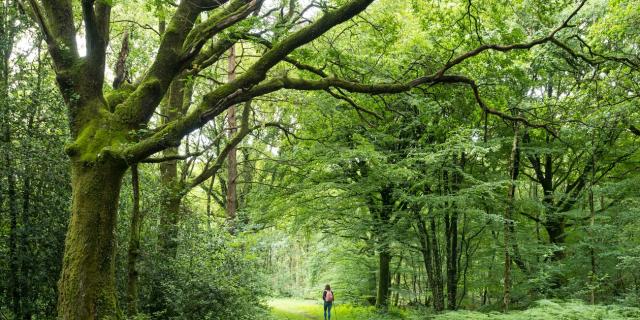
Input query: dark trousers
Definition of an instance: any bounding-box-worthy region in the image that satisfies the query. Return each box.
[324,301,333,320]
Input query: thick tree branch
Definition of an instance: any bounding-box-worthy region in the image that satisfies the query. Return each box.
[182,0,262,59]
[122,0,377,162]
[22,0,77,71]
[82,0,110,71]
[113,0,229,127]
[113,31,130,90]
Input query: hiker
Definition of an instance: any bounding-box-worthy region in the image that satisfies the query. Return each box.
[323,284,335,320]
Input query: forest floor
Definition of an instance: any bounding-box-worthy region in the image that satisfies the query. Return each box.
[268,298,640,320]
[267,298,408,320]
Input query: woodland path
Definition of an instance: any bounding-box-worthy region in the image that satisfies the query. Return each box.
[269,299,324,320]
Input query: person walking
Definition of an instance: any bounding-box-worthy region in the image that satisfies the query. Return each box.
[323,284,335,320]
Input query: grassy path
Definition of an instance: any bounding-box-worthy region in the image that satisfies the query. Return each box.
[269,299,324,320]
[268,298,640,320]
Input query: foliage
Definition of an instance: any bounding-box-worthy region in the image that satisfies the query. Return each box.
[1,0,639,318]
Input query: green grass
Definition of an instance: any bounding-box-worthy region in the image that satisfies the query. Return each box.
[268,298,411,320]
[268,299,640,320]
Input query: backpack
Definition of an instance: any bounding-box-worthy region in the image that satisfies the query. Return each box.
[326,290,334,302]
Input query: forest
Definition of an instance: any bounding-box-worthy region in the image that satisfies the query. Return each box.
[0,0,639,319]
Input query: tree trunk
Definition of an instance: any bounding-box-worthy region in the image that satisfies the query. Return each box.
[503,123,524,312]
[57,161,127,320]
[416,214,438,309]
[430,216,445,311]
[393,271,401,306]
[158,72,186,258]
[544,218,566,261]
[376,247,391,308]
[588,154,597,304]
[126,164,142,316]
[158,154,181,257]
[503,124,520,312]
[446,209,458,310]
[226,44,238,232]
[375,187,393,308]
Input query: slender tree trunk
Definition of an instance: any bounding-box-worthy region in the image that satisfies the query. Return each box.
[445,157,461,310]
[158,73,187,258]
[206,177,214,230]
[446,209,459,310]
[393,269,401,306]
[416,207,446,311]
[156,15,184,259]
[158,153,181,257]
[416,213,436,307]
[226,44,238,232]
[376,246,391,308]
[375,187,394,308]
[6,126,21,318]
[57,161,127,319]
[588,154,597,304]
[126,164,142,316]
[503,124,520,312]
[430,216,445,311]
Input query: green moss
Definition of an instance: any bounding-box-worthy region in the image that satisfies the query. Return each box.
[105,84,135,111]
[67,111,130,164]
[114,77,162,124]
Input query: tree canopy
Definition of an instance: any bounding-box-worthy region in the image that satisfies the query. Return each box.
[0,0,639,319]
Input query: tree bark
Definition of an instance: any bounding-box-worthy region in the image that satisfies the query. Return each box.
[126,164,142,316]
[376,247,391,308]
[428,215,445,311]
[415,207,446,311]
[158,152,181,257]
[158,74,186,258]
[374,187,394,308]
[446,208,458,310]
[226,44,238,232]
[503,124,520,312]
[57,161,127,320]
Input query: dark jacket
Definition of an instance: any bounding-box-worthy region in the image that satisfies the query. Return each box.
[323,290,335,302]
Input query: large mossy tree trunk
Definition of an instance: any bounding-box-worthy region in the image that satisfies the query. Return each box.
[57,160,127,319]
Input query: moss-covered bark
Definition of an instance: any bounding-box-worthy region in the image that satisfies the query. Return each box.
[126,164,142,317]
[57,160,127,320]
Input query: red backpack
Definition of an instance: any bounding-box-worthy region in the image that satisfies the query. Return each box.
[325,290,334,302]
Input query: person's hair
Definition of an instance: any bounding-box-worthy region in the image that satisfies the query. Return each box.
[325,284,331,291]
